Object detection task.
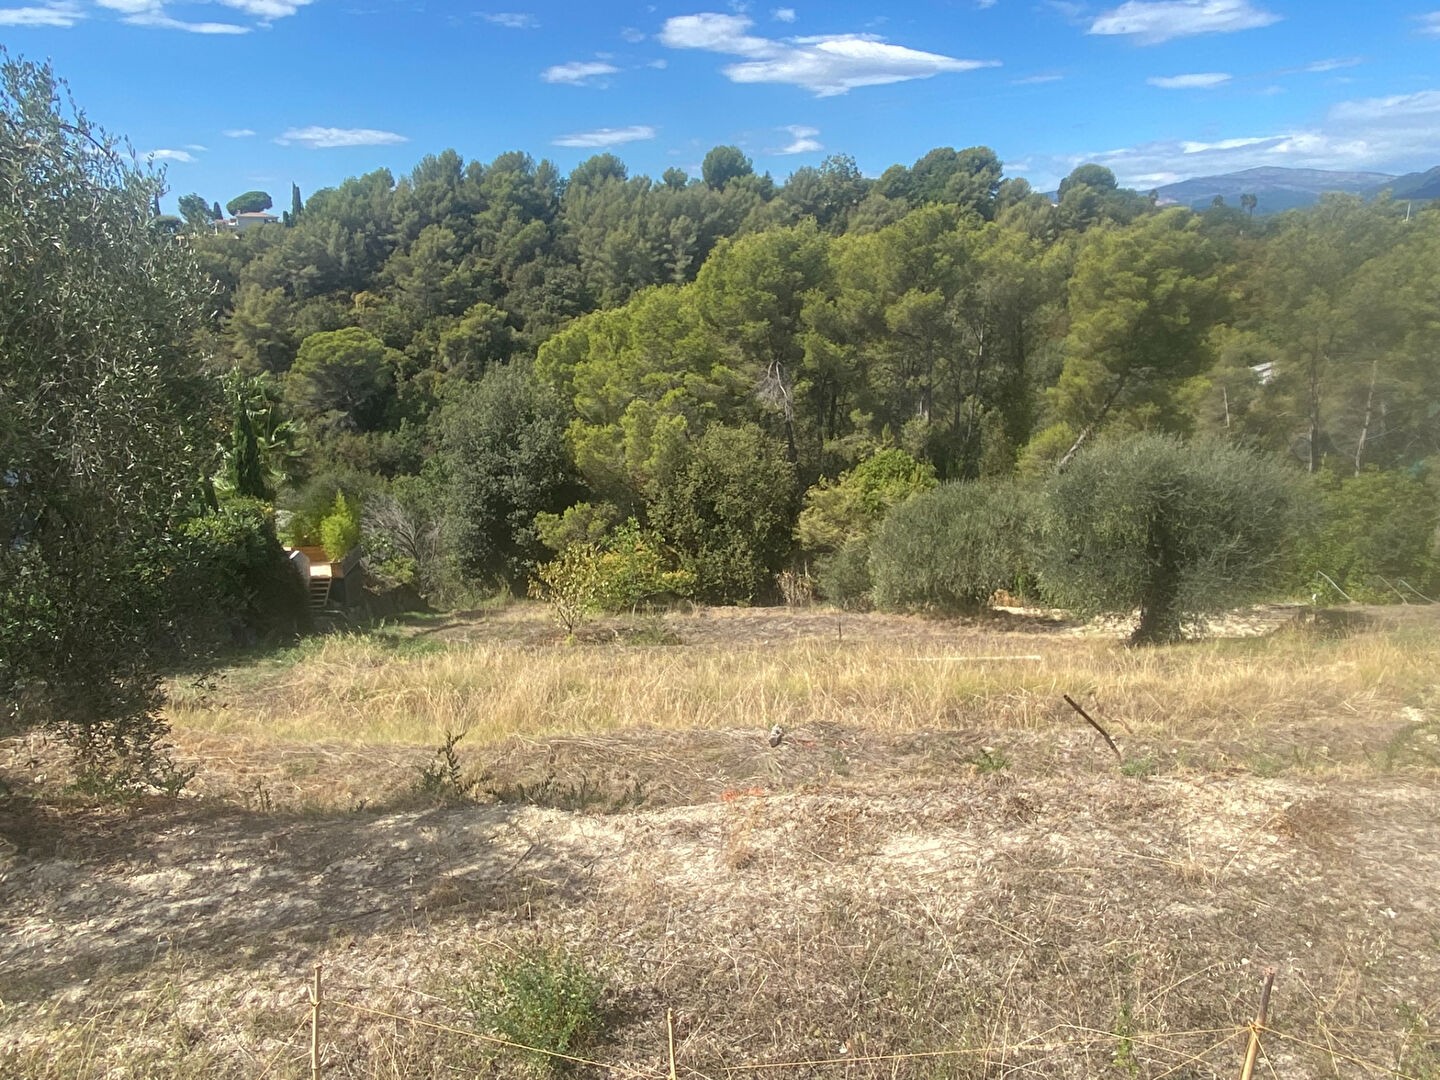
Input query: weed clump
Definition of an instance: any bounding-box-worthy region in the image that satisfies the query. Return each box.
[460,947,605,1075]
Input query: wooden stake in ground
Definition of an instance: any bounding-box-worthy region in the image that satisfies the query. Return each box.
[310,963,323,1080]
[1238,966,1276,1080]
[1062,694,1122,762]
[666,1008,678,1080]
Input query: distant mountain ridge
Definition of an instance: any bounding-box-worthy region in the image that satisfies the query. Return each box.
[1151,166,1400,214]
[1376,165,1440,201]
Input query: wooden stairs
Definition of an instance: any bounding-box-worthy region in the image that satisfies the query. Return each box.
[308,576,332,613]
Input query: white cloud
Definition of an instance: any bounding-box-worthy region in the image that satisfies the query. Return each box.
[223,128,257,138]
[553,124,657,148]
[1013,72,1063,84]
[93,0,308,30]
[1300,57,1363,73]
[660,11,998,96]
[1089,0,1280,44]
[184,143,208,151]
[1045,88,1440,191]
[772,6,795,20]
[1415,11,1440,36]
[620,26,645,42]
[149,148,196,163]
[976,0,997,7]
[1147,72,1231,89]
[276,126,409,149]
[0,2,83,26]
[95,0,248,31]
[777,124,821,153]
[214,0,313,19]
[542,60,620,86]
[1178,136,1272,153]
[647,59,668,69]
[481,11,537,28]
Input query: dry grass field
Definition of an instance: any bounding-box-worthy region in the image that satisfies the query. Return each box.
[2,601,1439,1078]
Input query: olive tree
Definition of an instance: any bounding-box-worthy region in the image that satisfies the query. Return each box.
[1,55,216,788]
[1039,434,1300,644]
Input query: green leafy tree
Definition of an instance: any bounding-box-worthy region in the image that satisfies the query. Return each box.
[701,145,754,191]
[1296,469,1439,602]
[1039,434,1300,644]
[1,55,216,787]
[226,189,273,215]
[650,424,798,603]
[442,362,574,589]
[1044,209,1222,470]
[177,192,213,230]
[285,326,397,433]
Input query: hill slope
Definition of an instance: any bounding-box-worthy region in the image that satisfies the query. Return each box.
[1153,165,1397,213]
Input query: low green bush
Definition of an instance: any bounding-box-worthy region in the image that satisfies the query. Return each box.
[461,947,604,1075]
[870,479,1038,613]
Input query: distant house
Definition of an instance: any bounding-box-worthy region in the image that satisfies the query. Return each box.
[227,211,280,233]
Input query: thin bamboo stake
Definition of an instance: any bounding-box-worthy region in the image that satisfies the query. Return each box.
[1238,967,1276,1080]
[310,963,323,1080]
[667,1008,678,1080]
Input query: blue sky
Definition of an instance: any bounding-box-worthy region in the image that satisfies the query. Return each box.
[5,0,1440,211]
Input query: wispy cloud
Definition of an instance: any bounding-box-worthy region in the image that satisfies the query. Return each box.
[1013,72,1063,84]
[542,60,620,86]
[223,128,257,138]
[659,11,998,96]
[1089,0,1280,44]
[95,0,248,32]
[1299,57,1363,73]
[771,6,795,20]
[1147,72,1231,88]
[553,124,657,148]
[481,11,536,28]
[0,1,84,27]
[184,143,208,151]
[1415,11,1440,36]
[777,124,822,153]
[276,126,409,149]
[620,26,645,42]
[89,0,309,30]
[149,148,196,163]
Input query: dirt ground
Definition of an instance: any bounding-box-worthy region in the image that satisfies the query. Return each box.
[2,605,1439,1078]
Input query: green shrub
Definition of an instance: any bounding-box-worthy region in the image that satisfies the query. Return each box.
[171,498,310,645]
[797,447,937,555]
[531,521,694,632]
[462,947,604,1075]
[319,492,361,560]
[650,424,797,604]
[816,537,875,610]
[870,479,1038,613]
[1040,434,1300,644]
[1296,468,1439,603]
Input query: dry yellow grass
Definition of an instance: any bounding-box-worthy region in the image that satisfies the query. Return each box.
[165,604,1436,756]
[6,604,1440,1079]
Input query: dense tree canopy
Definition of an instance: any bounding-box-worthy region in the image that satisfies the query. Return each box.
[1,56,218,783]
[11,47,1440,680]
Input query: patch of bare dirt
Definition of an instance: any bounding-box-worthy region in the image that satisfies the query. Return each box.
[4,754,1440,1078]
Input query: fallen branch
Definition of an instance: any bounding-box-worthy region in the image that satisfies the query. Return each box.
[1062,694,1122,762]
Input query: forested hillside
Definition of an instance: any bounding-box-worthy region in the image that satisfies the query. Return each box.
[180,142,1440,606]
[7,43,1440,785]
